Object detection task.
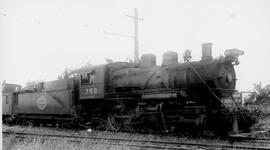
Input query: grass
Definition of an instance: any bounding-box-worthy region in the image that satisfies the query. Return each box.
[2,125,228,150]
[258,115,270,131]
[250,114,270,138]
[3,134,17,150]
[3,135,134,150]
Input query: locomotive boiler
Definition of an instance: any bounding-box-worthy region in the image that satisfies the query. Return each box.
[111,45,237,97]
[2,43,253,135]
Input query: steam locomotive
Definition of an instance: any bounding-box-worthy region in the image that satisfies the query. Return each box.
[2,43,254,134]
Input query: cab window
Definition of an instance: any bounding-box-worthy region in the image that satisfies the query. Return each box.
[81,73,96,85]
[81,73,89,85]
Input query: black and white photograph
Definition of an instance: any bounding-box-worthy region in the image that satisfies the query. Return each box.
[1,0,270,149]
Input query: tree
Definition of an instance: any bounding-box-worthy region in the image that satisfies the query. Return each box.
[57,68,70,80]
[249,82,270,104]
[58,61,94,79]
[256,84,270,103]
[82,61,93,69]
[244,82,270,105]
[23,80,42,90]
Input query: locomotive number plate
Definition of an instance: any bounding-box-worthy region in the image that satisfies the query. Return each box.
[84,87,98,95]
[80,85,103,99]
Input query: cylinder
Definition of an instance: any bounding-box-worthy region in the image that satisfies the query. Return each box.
[201,43,213,60]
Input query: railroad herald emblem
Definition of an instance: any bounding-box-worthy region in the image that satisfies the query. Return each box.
[37,96,47,110]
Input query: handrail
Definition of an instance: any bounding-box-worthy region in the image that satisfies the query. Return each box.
[188,65,229,111]
[230,95,247,122]
[143,70,157,90]
[189,64,247,123]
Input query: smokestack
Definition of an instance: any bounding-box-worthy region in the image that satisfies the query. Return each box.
[201,43,213,60]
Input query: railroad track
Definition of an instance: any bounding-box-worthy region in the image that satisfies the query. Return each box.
[202,133,270,145]
[3,130,270,150]
[229,135,270,144]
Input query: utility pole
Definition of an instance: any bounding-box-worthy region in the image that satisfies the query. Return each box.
[127,8,143,63]
[104,8,143,63]
[134,8,139,63]
[129,8,139,63]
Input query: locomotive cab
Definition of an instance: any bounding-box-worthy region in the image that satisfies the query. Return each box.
[77,65,107,100]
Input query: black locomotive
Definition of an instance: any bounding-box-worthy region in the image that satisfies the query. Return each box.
[2,43,254,134]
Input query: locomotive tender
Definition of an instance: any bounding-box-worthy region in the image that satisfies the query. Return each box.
[2,43,253,134]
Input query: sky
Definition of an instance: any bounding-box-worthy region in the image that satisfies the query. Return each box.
[0,0,270,91]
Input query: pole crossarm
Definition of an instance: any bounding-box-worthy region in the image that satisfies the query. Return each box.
[103,30,134,38]
[103,8,142,64]
[126,15,144,21]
